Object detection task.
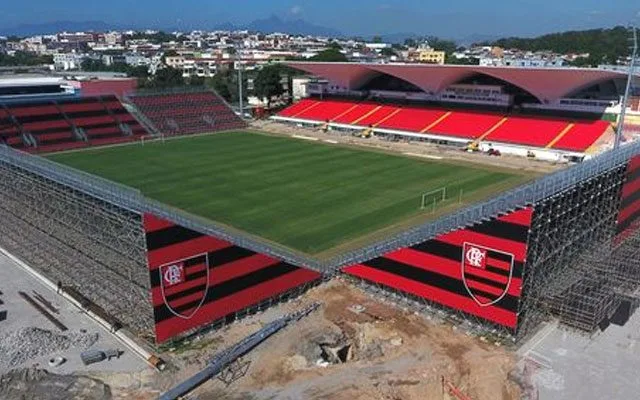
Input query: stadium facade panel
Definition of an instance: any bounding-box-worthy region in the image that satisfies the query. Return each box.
[617,155,640,235]
[343,208,532,332]
[144,213,322,343]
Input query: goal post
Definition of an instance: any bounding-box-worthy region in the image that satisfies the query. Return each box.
[420,187,447,212]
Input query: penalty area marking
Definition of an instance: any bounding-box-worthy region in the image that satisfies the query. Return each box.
[292,135,319,141]
[404,152,443,160]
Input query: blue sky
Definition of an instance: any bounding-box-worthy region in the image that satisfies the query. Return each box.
[2,0,638,38]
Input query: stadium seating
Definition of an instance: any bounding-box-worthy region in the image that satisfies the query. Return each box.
[277,99,612,153]
[550,120,613,152]
[278,98,317,117]
[128,89,246,136]
[430,111,504,139]
[333,103,379,124]
[0,107,24,148]
[483,117,569,148]
[378,107,448,133]
[0,96,148,153]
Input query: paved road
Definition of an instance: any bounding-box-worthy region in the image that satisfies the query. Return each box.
[0,251,147,375]
[521,312,640,400]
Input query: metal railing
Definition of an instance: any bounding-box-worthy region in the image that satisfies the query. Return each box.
[0,145,143,213]
[1,139,640,273]
[330,140,640,268]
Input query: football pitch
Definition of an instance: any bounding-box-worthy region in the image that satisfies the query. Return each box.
[48,131,531,255]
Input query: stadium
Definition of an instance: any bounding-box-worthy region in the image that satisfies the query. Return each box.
[0,63,639,350]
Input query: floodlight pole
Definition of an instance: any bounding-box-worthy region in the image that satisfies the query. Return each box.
[615,26,638,150]
[238,60,244,120]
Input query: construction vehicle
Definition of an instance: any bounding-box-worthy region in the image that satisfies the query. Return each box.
[465,140,481,152]
[356,127,374,138]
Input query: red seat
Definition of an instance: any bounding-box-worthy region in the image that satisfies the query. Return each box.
[1,96,149,153]
[295,100,356,121]
[378,107,447,132]
[333,103,379,124]
[551,120,611,152]
[430,111,504,139]
[278,99,317,117]
[485,117,569,148]
[128,90,246,136]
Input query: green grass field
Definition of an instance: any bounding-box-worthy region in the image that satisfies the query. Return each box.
[48,132,531,255]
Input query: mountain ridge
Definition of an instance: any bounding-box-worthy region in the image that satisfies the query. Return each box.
[0,16,342,38]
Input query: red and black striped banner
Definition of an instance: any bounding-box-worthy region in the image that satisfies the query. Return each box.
[144,213,322,343]
[343,208,532,330]
[617,155,640,240]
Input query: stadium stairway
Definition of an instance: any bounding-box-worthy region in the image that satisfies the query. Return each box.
[0,96,149,153]
[277,99,613,153]
[127,89,247,137]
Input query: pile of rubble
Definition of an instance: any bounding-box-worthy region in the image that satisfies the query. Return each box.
[0,367,111,400]
[0,327,98,369]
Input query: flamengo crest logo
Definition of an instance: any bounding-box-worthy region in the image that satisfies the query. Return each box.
[461,243,514,308]
[465,246,487,269]
[163,263,185,286]
[159,253,209,319]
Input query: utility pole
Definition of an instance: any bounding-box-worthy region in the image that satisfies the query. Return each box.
[615,26,638,150]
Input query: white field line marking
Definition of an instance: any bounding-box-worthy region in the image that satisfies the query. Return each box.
[292,135,319,141]
[403,152,443,160]
[324,140,339,144]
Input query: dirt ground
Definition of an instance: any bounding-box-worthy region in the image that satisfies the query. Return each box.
[135,280,522,400]
[2,280,522,399]
[253,119,565,176]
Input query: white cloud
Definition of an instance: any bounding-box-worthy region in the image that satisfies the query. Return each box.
[290,5,303,15]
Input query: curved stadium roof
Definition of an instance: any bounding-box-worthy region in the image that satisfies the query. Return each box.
[286,62,635,103]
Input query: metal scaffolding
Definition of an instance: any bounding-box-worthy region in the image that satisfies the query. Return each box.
[517,164,640,339]
[0,159,153,337]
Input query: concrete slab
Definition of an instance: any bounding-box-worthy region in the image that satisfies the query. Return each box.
[0,252,147,375]
[520,313,640,400]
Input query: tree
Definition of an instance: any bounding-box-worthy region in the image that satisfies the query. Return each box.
[148,67,184,88]
[446,55,479,65]
[380,47,397,57]
[569,52,612,68]
[126,31,177,44]
[372,36,382,43]
[404,38,417,48]
[487,26,630,63]
[424,36,457,55]
[0,51,52,67]
[310,48,347,62]
[81,58,104,71]
[80,58,150,78]
[253,64,284,108]
[208,73,232,100]
[328,40,342,50]
[187,76,205,86]
[128,65,150,79]
[207,68,248,104]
